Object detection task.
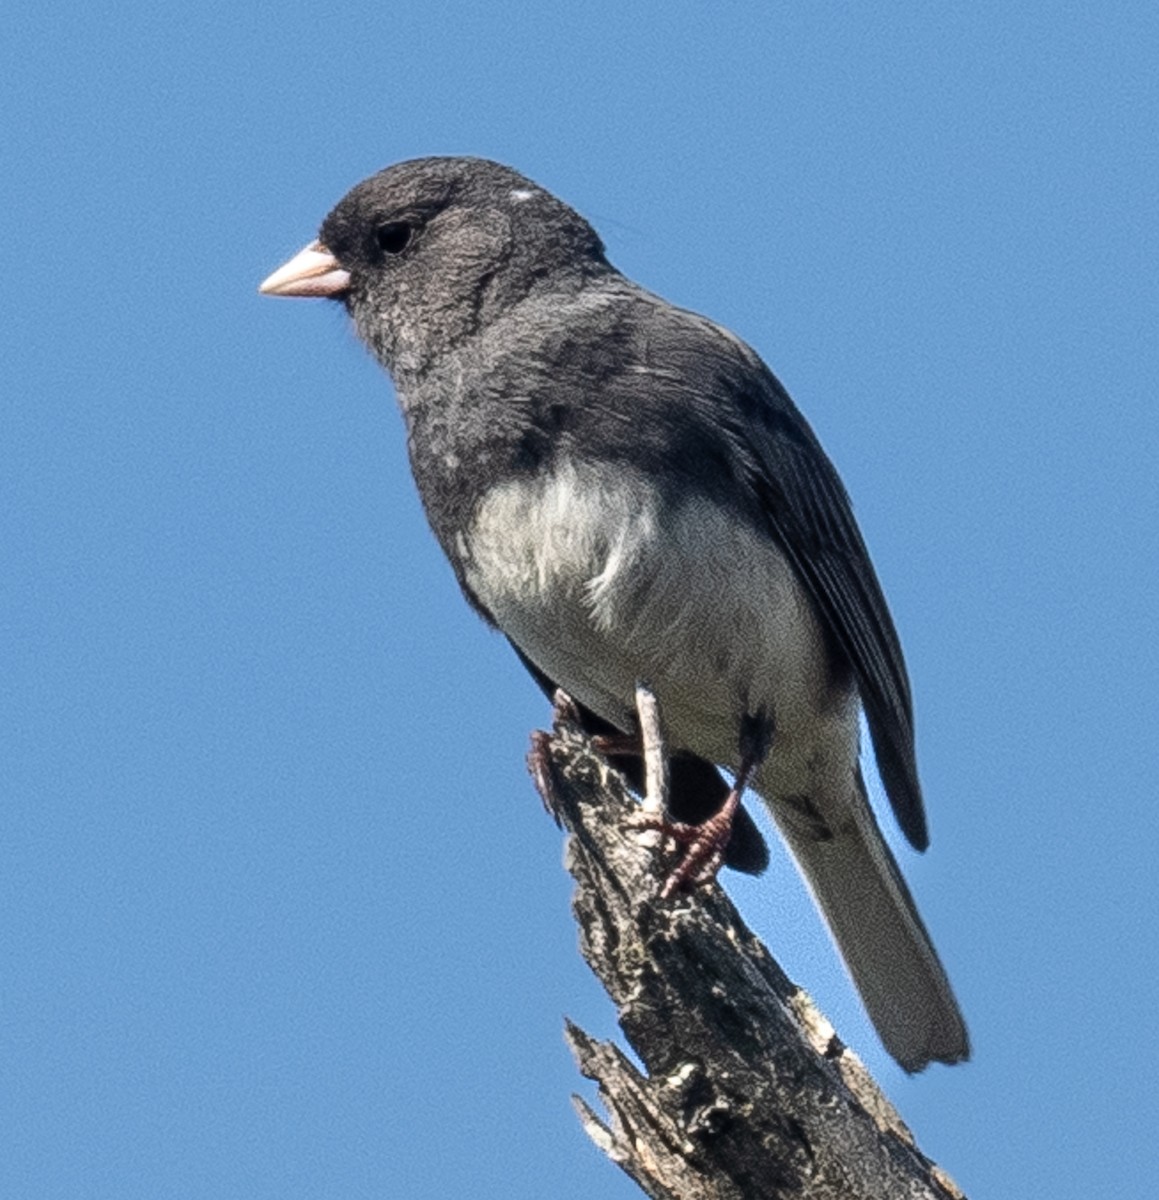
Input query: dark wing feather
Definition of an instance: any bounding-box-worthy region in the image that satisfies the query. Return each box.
[734,367,929,850]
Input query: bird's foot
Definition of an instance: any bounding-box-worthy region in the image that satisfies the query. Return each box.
[550,688,583,726]
[638,709,773,898]
[591,732,642,757]
[633,786,742,898]
[527,729,561,822]
[529,691,587,820]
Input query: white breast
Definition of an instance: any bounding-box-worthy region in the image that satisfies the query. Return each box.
[462,459,854,782]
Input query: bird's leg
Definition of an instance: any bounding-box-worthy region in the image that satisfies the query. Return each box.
[634,682,670,818]
[589,684,669,773]
[641,710,774,898]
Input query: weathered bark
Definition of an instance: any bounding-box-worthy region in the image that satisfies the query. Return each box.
[530,715,965,1200]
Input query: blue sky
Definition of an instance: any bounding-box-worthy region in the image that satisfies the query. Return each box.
[4,3,1157,1197]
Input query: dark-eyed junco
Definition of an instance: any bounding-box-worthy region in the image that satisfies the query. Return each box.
[261,157,968,1071]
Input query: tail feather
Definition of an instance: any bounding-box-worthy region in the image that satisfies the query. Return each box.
[771,778,969,1072]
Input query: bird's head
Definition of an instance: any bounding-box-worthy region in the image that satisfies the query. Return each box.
[260,157,608,377]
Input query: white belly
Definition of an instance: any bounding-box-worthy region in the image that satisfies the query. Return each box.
[461,459,858,793]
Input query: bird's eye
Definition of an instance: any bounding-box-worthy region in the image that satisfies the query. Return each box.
[375,222,412,255]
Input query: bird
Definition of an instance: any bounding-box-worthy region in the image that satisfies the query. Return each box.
[260,156,969,1071]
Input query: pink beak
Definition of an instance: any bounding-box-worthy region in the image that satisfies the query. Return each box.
[259,241,351,298]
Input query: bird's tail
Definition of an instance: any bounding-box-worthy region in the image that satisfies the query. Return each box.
[771,777,969,1072]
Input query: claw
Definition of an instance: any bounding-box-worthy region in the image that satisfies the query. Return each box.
[591,732,643,757]
[654,787,741,897]
[528,729,562,823]
[550,688,583,726]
